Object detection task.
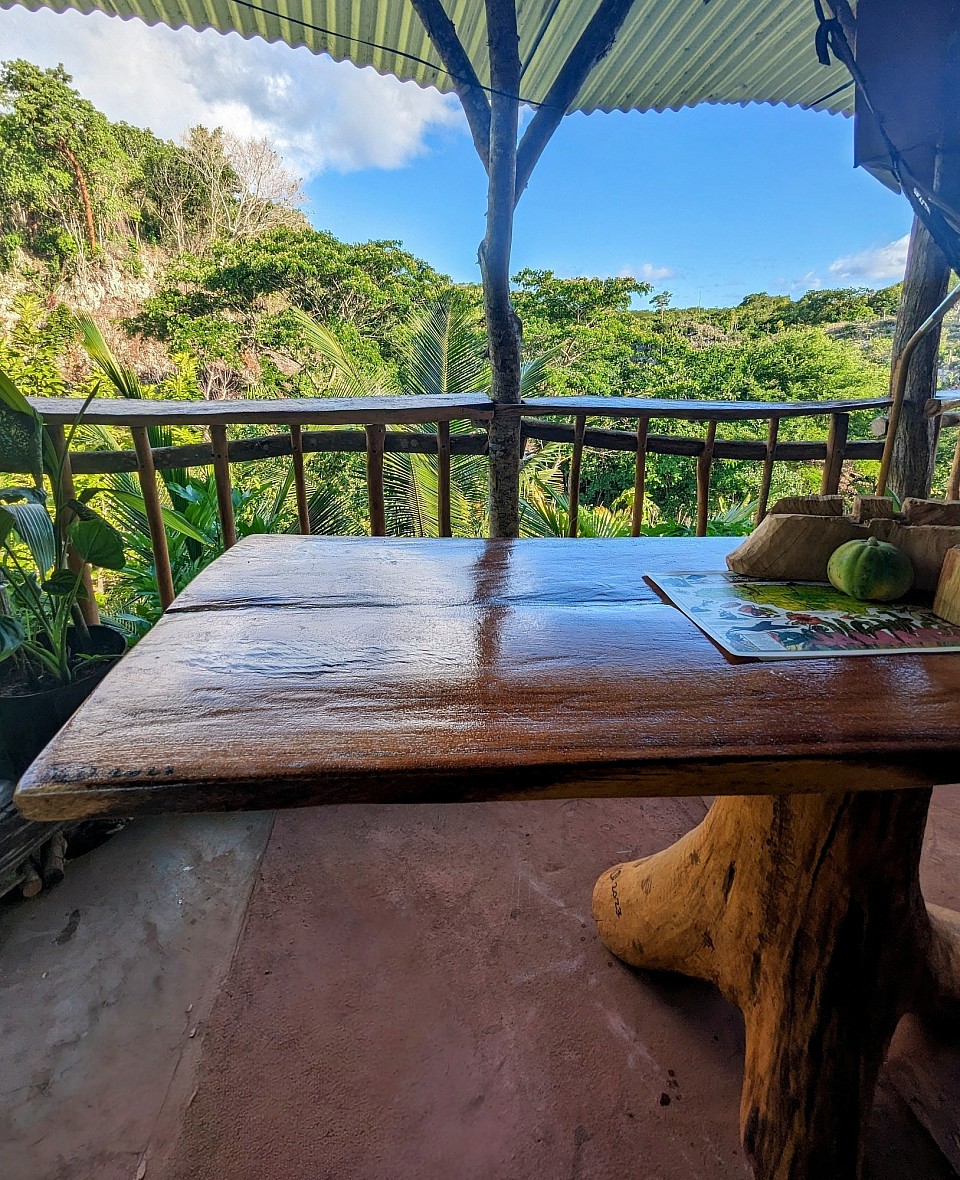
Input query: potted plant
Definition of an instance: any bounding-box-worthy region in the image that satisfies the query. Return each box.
[0,368,127,779]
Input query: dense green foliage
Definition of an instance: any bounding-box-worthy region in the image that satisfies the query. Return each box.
[5,57,956,628]
[0,60,305,271]
[127,227,449,393]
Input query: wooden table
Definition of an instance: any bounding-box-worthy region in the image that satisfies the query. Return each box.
[15,536,960,1180]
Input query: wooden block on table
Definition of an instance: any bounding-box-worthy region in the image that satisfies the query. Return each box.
[933,547,960,624]
[876,522,960,592]
[902,498,960,526]
[727,514,864,581]
[768,495,845,517]
[852,495,895,522]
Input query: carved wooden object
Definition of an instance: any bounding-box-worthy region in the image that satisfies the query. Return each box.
[593,790,960,1180]
[729,494,960,590]
[903,497,960,526]
[768,494,845,516]
[727,514,859,581]
[933,547,960,624]
[13,536,960,1180]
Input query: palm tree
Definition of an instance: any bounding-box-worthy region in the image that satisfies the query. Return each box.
[295,294,564,537]
[78,317,360,628]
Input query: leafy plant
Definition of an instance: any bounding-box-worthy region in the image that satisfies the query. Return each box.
[0,368,126,687]
[296,294,564,537]
[76,316,360,626]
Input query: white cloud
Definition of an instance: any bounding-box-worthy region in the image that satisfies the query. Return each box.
[0,6,465,178]
[618,262,676,283]
[782,270,823,293]
[828,235,910,284]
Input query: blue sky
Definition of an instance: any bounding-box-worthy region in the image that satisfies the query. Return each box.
[1,5,915,308]
[313,102,913,307]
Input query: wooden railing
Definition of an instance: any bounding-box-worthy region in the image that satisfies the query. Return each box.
[26,393,890,608]
[928,390,960,499]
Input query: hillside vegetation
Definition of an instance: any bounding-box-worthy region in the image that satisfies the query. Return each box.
[2,57,957,577]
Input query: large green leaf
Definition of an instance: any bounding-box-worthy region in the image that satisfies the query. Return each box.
[69,516,126,570]
[42,569,88,599]
[0,369,43,484]
[78,316,145,400]
[103,488,211,544]
[404,296,488,398]
[291,309,389,398]
[0,489,56,575]
[0,615,25,663]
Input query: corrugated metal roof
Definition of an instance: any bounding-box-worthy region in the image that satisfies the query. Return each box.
[3,0,856,116]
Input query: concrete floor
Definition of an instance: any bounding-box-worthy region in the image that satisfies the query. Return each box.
[1,794,959,1180]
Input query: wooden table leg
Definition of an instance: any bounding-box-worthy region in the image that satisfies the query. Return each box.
[592,791,960,1180]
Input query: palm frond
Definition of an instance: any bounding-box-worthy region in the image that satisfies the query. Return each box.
[519,347,561,398]
[291,308,389,398]
[404,295,488,398]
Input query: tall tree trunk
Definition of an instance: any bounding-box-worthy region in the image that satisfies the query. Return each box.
[58,141,97,254]
[889,217,950,499]
[481,0,523,539]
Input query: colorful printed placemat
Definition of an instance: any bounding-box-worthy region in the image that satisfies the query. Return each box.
[648,571,960,659]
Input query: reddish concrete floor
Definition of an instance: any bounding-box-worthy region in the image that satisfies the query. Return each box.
[3,794,959,1179]
[151,794,960,1180]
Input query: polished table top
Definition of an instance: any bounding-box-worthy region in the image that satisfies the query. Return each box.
[15,536,960,820]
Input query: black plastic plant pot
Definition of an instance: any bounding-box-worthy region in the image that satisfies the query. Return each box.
[0,625,127,779]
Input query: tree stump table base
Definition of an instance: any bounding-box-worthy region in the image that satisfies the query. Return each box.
[592,791,960,1180]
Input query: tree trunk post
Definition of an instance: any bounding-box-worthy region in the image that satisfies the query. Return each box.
[593,789,960,1180]
[480,0,523,538]
[888,217,951,500]
[408,0,640,537]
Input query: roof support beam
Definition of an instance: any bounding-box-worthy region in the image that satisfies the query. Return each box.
[481,0,523,536]
[407,0,638,534]
[406,0,492,169]
[514,0,638,203]
[885,218,952,499]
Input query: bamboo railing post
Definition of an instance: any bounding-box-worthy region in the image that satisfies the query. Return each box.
[209,425,237,549]
[45,423,100,626]
[949,432,960,500]
[437,421,452,537]
[756,417,780,525]
[630,416,649,538]
[696,420,717,537]
[131,426,175,611]
[289,425,310,535]
[366,424,387,537]
[568,413,587,538]
[821,413,850,496]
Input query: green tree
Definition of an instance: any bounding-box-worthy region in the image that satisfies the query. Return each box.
[0,60,130,260]
[127,226,450,393]
[511,268,652,397]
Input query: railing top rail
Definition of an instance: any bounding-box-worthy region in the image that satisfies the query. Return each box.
[520,396,892,421]
[27,393,495,427]
[28,392,891,429]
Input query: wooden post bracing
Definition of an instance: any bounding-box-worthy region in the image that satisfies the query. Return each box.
[882,219,953,499]
[480,0,523,538]
[365,423,387,536]
[567,413,586,537]
[130,426,175,611]
[406,0,639,537]
[821,412,849,495]
[696,420,717,537]
[630,416,649,537]
[289,424,311,535]
[209,425,237,549]
[950,432,960,500]
[593,791,960,1180]
[756,417,779,524]
[437,420,452,537]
